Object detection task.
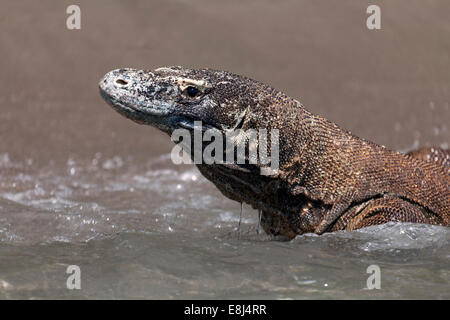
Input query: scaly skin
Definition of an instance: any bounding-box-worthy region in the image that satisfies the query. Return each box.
[99,67,449,239]
[407,147,450,168]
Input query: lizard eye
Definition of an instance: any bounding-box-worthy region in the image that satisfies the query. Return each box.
[185,86,200,98]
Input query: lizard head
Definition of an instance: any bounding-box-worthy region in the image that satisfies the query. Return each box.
[99,67,326,238]
[99,66,271,134]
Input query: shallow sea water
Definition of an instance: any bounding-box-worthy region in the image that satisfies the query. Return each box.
[0,153,448,299]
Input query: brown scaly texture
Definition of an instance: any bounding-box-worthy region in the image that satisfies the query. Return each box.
[99,67,450,239]
[407,147,450,168]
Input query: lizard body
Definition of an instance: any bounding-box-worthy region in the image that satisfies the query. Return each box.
[99,67,449,239]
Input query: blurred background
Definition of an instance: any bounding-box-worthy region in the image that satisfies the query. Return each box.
[1,0,448,164]
[0,0,448,299]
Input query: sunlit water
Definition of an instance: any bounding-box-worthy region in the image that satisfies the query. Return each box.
[0,152,448,299]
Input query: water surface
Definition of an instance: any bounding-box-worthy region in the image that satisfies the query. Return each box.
[0,153,448,299]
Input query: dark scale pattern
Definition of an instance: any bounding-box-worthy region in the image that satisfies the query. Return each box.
[99,66,450,239]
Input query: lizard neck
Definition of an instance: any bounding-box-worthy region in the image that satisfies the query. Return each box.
[277,108,356,204]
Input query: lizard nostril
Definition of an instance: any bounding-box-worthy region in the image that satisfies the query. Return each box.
[115,79,128,86]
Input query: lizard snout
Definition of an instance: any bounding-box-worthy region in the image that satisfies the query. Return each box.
[99,68,137,91]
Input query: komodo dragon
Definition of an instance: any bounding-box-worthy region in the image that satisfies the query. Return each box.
[99,67,449,239]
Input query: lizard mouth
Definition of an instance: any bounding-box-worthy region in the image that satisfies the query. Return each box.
[99,72,178,132]
[99,68,224,133]
[99,88,150,125]
[99,86,219,133]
